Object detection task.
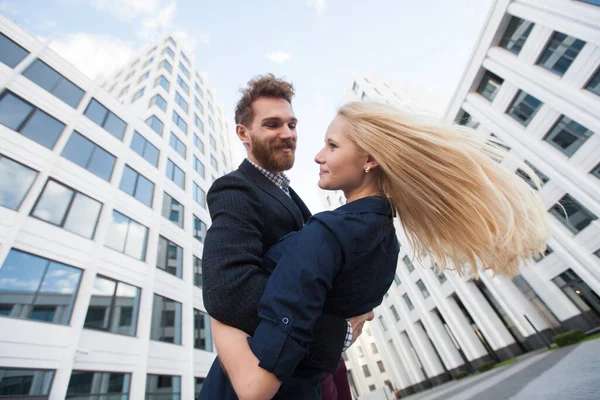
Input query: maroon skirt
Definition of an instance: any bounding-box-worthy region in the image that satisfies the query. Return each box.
[320,358,352,400]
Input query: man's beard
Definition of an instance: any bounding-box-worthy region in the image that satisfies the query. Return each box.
[251,136,296,172]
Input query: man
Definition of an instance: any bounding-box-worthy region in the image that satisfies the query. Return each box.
[200,74,371,398]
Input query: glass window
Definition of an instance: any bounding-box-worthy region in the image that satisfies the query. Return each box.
[506,90,543,126]
[390,305,400,321]
[402,255,415,273]
[221,151,228,169]
[83,275,140,336]
[157,236,183,278]
[154,75,170,92]
[499,16,534,55]
[194,114,204,132]
[433,264,447,284]
[0,154,38,210]
[591,163,600,179]
[532,245,553,262]
[0,32,30,67]
[146,115,164,136]
[210,155,218,171]
[150,93,167,111]
[455,109,480,129]
[162,46,175,59]
[0,249,82,325]
[118,85,129,98]
[194,97,203,114]
[22,59,85,108]
[175,92,189,113]
[208,117,215,130]
[179,61,190,79]
[362,364,371,378]
[393,274,401,286]
[138,70,150,83]
[194,309,213,351]
[130,131,159,167]
[549,194,597,234]
[146,374,181,400]
[143,57,154,68]
[160,59,172,74]
[105,210,149,260]
[181,52,190,64]
[378,315,387,331]
[194,215,207,243]
[0,367,53,397]
[67,371,131,399]
[209,134,217,150]
[538,32,585,77]
[403,293,415,310]
[169,132,187,159]
[172,111,188,134]
[194,135,204,154]
[207,102,213,115]
[193,183,206,208]
[377,361,386,373]
[544,115,593,157]
[166,37,177,47]
[195,82,204,98]
[62,131,116,181]
[371,343,378,354]
[586,67,600,96]
[416,279,430,298]
[176,75,189,95]
[0,91,65,149]
[132,87,145,102]
[194,156,205,178]
[516,160,550,190]
[84,98,127,140]
[119,165,154,207]
[31,179,102,239]
[195,377,205,399]
[150,295,182,345]
[166,159,185,189]
[162,192,184,228]
[193,256,202,288]
[477,70,504,102]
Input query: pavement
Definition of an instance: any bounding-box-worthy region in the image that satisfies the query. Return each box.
[402,338,600,400]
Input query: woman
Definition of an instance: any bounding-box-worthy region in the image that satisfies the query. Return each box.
[201,101,550,399]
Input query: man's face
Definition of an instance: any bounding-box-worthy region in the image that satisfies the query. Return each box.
[243,97,297,173]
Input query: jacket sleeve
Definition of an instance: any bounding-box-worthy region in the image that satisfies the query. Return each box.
[248,213,347,380]
[201,174,268,335]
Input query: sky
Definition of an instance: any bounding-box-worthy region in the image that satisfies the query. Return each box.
[0,0,493,212]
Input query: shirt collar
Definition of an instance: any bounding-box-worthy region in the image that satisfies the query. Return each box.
[247,158,291,195]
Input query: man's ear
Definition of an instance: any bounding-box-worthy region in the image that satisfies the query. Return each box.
[236,124,250,148]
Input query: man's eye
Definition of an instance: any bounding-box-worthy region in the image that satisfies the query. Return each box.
[289,124,296,129]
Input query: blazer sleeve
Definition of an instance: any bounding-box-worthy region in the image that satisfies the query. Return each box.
[201,174,268,335]
[247,213,347,380]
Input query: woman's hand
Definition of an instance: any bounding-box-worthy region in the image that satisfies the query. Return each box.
[211,318,281,400]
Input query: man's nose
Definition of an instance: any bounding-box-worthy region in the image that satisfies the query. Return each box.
[279,125,293,140]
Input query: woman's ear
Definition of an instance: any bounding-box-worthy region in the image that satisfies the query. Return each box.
[365,155,380,171]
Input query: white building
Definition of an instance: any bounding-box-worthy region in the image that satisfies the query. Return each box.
[335,1,600,396]
[0,14,238,399]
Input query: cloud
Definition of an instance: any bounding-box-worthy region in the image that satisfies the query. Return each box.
[90,0,160,22]
[305,0,326,18]
[48,33,136,80]
[141,0,176,31]
[265,50,292,64]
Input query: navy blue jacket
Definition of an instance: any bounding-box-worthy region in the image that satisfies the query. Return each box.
[248,195,400,388]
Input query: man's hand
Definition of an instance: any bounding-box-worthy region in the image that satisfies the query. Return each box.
[348,310,375,345]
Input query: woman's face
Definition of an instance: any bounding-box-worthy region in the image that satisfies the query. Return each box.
[315,116,367,192]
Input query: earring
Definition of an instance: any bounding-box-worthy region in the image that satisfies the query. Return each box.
[365,166,370,173]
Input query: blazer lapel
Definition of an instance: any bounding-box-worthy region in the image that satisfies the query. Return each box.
[239,160,304,229]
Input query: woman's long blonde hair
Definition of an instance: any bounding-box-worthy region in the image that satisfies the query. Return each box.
[338,101,550,277]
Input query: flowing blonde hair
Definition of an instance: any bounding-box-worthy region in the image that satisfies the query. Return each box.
[338,101,550,277]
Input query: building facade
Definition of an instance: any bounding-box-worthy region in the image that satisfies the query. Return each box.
[0,14,237,399]
[337,1,600,396]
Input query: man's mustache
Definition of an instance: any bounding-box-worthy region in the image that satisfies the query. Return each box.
[272,139,296,151]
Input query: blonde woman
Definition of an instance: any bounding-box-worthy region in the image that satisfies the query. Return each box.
[200,101,550,400]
